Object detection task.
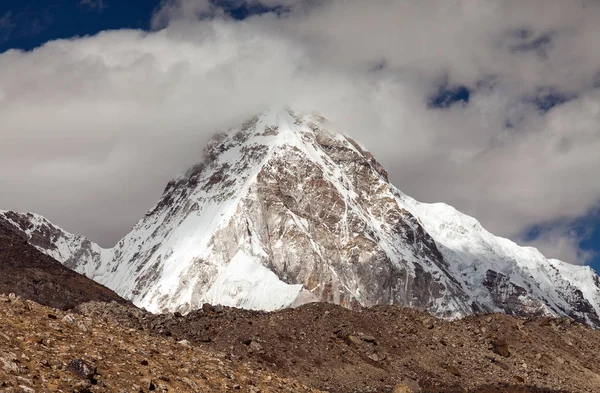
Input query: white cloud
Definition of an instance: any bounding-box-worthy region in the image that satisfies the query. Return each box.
[523,222,598,265]
[0,0,599,265]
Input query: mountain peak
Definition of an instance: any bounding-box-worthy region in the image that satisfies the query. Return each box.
[115,107,402,313]
[3,110,600,328]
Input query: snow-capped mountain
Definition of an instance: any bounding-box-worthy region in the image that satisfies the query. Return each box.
[2,109,600,327]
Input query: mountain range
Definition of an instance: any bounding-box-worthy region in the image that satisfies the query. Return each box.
[2,109,599,327]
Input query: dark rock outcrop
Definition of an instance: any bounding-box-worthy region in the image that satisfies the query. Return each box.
[0,221,129,310]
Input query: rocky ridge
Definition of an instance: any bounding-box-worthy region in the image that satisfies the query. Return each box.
[0,221,128,310]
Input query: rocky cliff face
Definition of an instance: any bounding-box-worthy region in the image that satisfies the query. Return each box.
[2,109,600,327]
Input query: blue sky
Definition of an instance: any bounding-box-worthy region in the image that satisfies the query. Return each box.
[0,0,598,271]
[0,0,283,53]
[0,1,159,53]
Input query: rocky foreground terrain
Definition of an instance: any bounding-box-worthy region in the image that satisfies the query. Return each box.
[73,301,600,393]
[2,296,597,393]
[3,293,600,392]
[0,294,321,393]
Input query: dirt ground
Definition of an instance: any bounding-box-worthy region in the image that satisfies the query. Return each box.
[74,301,600,393]
[0,293,323,393]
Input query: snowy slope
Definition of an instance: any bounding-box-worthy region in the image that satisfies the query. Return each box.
[0,210,111,278]
[2,109,600,326]
[398,197,600,326]
[202,250,304,310]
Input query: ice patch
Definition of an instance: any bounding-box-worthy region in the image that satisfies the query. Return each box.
[203,250,303,311]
